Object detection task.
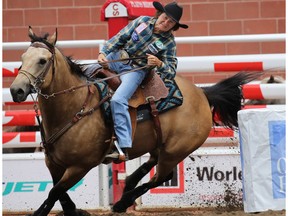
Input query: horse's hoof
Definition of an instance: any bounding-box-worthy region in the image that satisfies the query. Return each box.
[73,209,91,216]
[112,200,127,213]
[56,209,91,216]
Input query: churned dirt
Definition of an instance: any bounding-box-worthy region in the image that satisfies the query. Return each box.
[88,209,286,216]
[3,209,286,216]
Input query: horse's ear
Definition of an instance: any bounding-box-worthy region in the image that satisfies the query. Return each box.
[48,28,58,46]
[269,75,275,82]
[28,26,35,40]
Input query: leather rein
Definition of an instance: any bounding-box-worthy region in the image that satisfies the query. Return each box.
[20,42,147,148]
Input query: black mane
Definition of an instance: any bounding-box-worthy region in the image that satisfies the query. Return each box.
[65,56,85,77]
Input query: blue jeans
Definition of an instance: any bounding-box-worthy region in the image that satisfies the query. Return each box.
[107,51,146,148]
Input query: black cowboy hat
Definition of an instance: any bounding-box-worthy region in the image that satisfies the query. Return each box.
[153,1,188,29]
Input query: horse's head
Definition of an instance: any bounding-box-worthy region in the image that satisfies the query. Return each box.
[10,26,58,102]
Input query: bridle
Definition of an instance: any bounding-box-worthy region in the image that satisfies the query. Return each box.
[18,42,56,93]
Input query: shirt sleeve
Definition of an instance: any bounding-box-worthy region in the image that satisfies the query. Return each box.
[157,40,177,80]
[101,16,144,56]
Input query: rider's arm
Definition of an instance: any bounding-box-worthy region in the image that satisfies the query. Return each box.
[100,16,145,56]
[157,40,177,80]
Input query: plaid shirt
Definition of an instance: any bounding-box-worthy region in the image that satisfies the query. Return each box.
[101,16,177,80]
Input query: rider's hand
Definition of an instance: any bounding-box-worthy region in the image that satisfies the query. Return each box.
[146,53,163,67]
[98,53,109,69]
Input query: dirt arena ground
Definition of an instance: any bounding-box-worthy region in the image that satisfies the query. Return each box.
[3,209,286,216]
[88,209,286,216]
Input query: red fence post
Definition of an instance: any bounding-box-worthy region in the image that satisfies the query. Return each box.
[101,0,155,204]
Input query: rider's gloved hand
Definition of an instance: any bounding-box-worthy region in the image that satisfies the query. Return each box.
[146,53,163,68]
[98,53,109,69]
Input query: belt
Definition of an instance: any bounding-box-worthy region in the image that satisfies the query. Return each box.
[120,49,152,72]
[120,49,142,68]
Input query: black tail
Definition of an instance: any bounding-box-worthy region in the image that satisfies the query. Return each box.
[203,72,262,129]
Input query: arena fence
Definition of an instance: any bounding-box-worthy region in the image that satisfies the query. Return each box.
[3,31,285,159]
[2,34,286,212]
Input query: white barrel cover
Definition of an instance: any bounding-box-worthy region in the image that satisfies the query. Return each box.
[238,109,286,212]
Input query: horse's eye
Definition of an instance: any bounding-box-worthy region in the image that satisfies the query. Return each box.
[39,59,47,65]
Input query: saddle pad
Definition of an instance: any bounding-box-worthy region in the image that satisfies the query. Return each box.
[94,78,183,123]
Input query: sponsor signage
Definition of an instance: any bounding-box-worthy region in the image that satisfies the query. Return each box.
[3,153,109,212]
[150,162,184,194]
[137,153,243,208]
[269,120,286,199]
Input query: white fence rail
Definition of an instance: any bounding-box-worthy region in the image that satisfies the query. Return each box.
[2,53,285,74]
[2,39,106,50]
[3,34,285,50]
[3,34,285,74]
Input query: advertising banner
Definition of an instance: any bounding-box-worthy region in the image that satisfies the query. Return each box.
[238,109,286,212]
[136,151,243,209]
[3,153,110,212]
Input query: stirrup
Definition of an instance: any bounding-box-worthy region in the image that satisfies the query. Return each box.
[105,140,129,161]
[105,150,128,161]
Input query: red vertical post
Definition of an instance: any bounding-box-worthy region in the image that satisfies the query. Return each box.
[106,16,128,206]
[108,17,128,39]
[101,0,155,205]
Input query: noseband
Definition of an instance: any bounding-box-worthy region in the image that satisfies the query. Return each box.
[18,41,55,92]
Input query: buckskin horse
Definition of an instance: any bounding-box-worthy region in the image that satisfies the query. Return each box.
[10,27,260,216]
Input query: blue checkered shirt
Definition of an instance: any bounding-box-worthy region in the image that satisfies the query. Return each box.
[101,16,177,80]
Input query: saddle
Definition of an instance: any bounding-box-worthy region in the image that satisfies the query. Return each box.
[96,68,168,146]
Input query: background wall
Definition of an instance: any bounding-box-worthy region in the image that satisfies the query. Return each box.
[3,0,286,83]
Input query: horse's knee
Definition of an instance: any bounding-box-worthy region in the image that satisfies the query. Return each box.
[59,193,76,211]
[124,160,157,192]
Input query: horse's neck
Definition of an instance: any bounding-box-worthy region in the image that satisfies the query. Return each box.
[39,53,100,129]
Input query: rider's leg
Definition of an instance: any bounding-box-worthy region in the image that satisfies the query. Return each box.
[105,51,146,159]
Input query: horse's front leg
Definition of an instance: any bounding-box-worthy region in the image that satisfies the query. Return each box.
[28,186,65,216]
[28,167,89,216]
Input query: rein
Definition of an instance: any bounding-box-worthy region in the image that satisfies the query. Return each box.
[24,41,148,147]
[20,42,148,99]
[38,65,148,99]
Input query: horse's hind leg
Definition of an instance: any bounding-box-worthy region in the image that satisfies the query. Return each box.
[124,153,158,193]
[113,172,173,213]
[30,166,89,216]
[113,152,184,213]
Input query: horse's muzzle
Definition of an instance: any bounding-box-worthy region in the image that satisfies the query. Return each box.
[10,85,30,103]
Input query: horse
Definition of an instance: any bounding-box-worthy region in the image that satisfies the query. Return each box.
[10,27,261,216]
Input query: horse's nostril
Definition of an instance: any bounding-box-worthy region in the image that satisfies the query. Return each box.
[10,87,26,102]
[17,89,24,96]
